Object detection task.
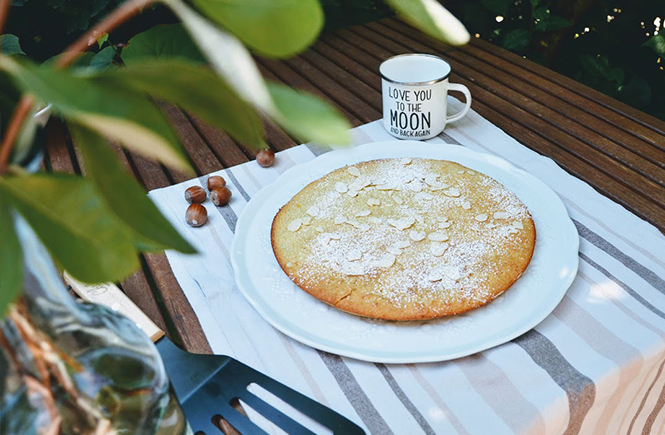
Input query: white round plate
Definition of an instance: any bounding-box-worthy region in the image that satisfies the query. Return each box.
[230,141,579,363]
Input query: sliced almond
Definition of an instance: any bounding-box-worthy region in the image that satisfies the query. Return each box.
[414,213,425,224]
[346,249,362,262]
[513,221,524,230]
[415,192,433,201]
[400,157,412,165]
[377,254,396,268]
[445,187,461,197]
[428,272,443,282]
[347,189,359,198]
[407,180,423,192]
[355,210,371,217]
[329,233,341,240]
[334,182,348,193]
[485,223,497,229]
[439,221,451,229]
[287,218,303,232]
[286,262,294,268]
[321,234,331,245]
[428,231,449,242]
[315,226,324,232]
[475,213,488,222]
[430,242,448,257]
[462,201,471,210]
[424,174,439,186]
[347,166,361,177]
[387,246,403,255]
[409,230,426,242]
[334,215,346,225]
[393,195,404,205]
[443,266,461,281]
[302,215,312,225]
[367,197,381,206]
[342,264,364,276]
[493,211,510,220]
[357,223,370,232]
[394,240,411,249]
[306,206,320,217]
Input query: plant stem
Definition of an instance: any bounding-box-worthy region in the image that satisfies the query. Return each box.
[0,0,153,174]
[0,0,11,41]
[0,95,34,174]
[55,0,153,69]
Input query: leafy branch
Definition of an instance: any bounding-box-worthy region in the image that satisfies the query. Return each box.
[0,0,470,317]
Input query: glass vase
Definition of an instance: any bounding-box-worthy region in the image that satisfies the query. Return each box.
[0,215,191,435]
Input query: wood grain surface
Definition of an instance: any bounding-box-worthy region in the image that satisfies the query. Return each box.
[44,18,665,354]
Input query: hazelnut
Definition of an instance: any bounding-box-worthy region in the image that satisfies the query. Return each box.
[185,186,206,204]
[186,203,207,227]
[210,187,232,206]
[256,149,275,167]
[207,175,226,191]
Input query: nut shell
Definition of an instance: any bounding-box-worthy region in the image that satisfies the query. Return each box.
[185,186,206,204]
[186,203,207,227]
[210,187,232,206]
[256,149,275,167]
[207,175,226,191]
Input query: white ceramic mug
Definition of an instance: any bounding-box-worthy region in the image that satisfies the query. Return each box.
[380,54,472,140]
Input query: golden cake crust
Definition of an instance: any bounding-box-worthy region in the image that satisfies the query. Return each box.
[271,158,536,321]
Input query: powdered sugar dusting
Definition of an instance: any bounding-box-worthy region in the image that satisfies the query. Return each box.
[280,158,532,310]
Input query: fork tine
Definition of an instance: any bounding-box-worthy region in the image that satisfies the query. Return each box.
[238,391,317,435]
[184,400,270,435]
[225,360,365,434]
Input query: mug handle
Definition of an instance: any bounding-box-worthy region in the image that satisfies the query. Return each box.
[446,83,472,124]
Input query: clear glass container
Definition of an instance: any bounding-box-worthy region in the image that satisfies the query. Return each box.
[0,216,191,435]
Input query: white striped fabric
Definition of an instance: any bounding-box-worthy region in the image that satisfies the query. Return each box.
[148,98,665,435]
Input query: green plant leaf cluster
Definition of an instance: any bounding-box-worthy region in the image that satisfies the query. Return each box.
[0,0,472,316]
[0,34,25,56]
[445,0,664,120]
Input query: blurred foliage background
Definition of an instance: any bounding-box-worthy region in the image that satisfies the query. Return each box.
[5,0,664,120]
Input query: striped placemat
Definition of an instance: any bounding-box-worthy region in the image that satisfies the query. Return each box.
[149,98,665,435]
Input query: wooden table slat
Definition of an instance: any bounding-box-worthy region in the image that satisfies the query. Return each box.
[355,23,665,197]
[436,21,665,139]
[281,55,380,123]
[312,40,382,92]
[324,23,665,231]
[256,58,362,126]
[379,20,665,160]
[299,48,383,112]
[39,20,665,356]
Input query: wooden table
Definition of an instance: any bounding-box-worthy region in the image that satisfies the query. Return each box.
[47,17,665,354]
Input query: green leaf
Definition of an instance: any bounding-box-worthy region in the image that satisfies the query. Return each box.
[579,54,624,84]
[0,34,25,56]
[163,0,274,112]
[0,174,139,283]
[164,0,350,145]
[384,0,470,45]
[0,56,191,172]
[267,82,351,144]
[122,24,206,65]
[69,123,196,255]
[89,46,116,72]
[0,195,22,317]
[97,33,109,48]
[189,0,323,58]
[502,28,529,51]
[644,34,665,57]
[480,0,512,15]
[617,75,652,108]
[99,60,265,149]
